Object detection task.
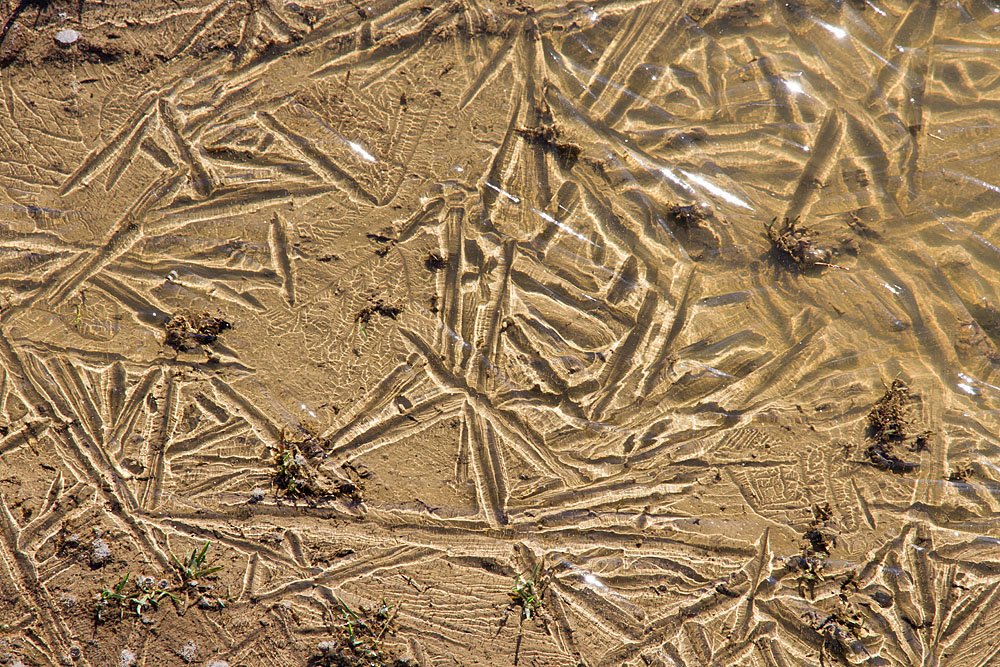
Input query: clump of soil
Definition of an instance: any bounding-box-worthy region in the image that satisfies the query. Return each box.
[863,379,921,473]
[355,298,402,325]
[164,311,231,351]
[515,125,581,169]
[765,217,837,271]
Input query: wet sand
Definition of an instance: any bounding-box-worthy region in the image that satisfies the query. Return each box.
[1,1,1000,665]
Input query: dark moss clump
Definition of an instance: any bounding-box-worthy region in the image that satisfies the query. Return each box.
[164,311,231,351]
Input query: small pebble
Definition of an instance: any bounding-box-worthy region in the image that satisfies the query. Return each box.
[55,29,80,45]
[91,538,111,566]
[180,640,196,663]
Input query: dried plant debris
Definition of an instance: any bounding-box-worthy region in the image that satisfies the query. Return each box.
[355,298,402,326]
[765,217,843,271]
[366,232,396,257]
[863,379,925,473]
[788,553,826,600]
[866,442,918,474]
[789,503,837,600]
[866,379,909,443]
[515,124,581,169]
[424,251,446,272]
[948,466,973,483]
[272,430,363,502]
[665,203,707,228]
[802,503,836,556]
[802,527,832,558]
[909,429,934,453]
[164,310,231,351]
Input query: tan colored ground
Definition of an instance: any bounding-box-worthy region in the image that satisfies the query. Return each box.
[2,0,1000,665]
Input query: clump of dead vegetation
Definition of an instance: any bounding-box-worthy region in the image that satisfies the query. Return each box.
[424,251,446,272]
[665,203,707,228]
[802,503,836,556]
[863,379,928,473]
[163,310,231,351]
[354,298,402,326]
[765,217,844,271]
[788,504,836,600]
[271,428,363,502]
[515,124,581,169]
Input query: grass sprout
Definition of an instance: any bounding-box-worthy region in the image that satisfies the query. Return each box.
[310,597,399,666]
[171,540,224,584]
[95,541,227,623]
[508,562,545,621]
[95,573,178,622]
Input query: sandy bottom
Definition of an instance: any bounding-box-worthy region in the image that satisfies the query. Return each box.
[2,1,1000,665]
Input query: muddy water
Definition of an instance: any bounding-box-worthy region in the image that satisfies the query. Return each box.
[1,1,999,665]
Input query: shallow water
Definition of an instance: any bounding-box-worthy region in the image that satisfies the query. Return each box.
[2,1,1000,665]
